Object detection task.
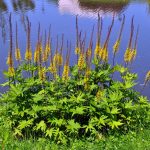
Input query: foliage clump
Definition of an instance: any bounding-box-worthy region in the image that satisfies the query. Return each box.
[0,14,150,144]
[1,62,150,143]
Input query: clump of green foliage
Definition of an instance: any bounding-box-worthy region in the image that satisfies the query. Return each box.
[0,14,150,145]
[1,61,150,144]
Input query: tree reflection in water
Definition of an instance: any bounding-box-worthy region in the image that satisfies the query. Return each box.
[0,0,35,43]
[0,1,7,12]
[12,0,35,12]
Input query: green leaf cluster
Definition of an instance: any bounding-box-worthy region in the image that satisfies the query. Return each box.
[1,63,150,143]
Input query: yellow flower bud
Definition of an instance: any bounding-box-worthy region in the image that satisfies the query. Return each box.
[25,49,32,61]
[94,44,101,58]
[8,66,15,77]
[75,47,80,55]
[145,71,150,83]
[78,53,85,70]
[113,40,120,54]
[62,64,69,81]
[38,67,46,81]
[15,48,21,61]
[124,48,130,63]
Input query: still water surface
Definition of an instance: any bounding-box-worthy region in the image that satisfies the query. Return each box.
[0,0,150,97]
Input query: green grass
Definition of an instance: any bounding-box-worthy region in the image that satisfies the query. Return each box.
[0,129,150,150]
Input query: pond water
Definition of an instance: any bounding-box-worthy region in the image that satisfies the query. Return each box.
[0,0,150,97]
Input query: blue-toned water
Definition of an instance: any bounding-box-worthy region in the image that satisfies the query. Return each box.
[0,0,150,97]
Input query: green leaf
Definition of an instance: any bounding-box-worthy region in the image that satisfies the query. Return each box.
[32,105,42,112]
[36,120,47,131]
[123,80,136,89]
[125,101,133,109]
[43,106,57,111]
[33,90,45,103]
[71,93,85,103]
[70,106,85,116]
[139,96,148,104]
[0,81,10,87]
[90,83,98,91]
[113,65,128,74]
[108,120,123,129]
[83,124,96,134]
[108,90,123,102]
[110,107,120,115]
[51,119,65,127]
[18,119,33,130]
[67,120,81,132]
[46,128,54,138]
[98,115,108,126]
[14,128,23,137]
[10,84,23,96]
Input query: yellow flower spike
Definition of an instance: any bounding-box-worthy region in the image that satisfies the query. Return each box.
[124,48,131,63]
[8,66,15,77]
[42,51,47,63]
[113,40,120,54]
[25,49,32,61]
[75,47,80,55]
[94,44,100,58]
[15,48,21,61]
[84,67,91,90]
[131,49,137,62]
[39,43,43,53]
[34,46,40,63]
[62,64,69,81]
[46,43,51,56]
[49,63,57,74]
[99,48,103,60]
[7,53,13,66]
[53,53,63,66]
[57,54,63,66]
[125,48,136,63]
[53,52,59,65]
[128,51,133,63]
[87,48,92,58]
[145,70,150,83]
[101,48,108,62]
[86,68,91,77]
[46,43,51,53]
[78,53,85,70]
[38,67,46,81]
[42,44,50,63]
[15,23,21,62]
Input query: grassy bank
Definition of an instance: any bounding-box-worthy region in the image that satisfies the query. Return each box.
[0,129,150,150]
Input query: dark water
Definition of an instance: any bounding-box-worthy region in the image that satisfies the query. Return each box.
[0,0,150,97]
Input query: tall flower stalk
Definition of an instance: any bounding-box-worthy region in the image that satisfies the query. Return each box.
[95,14,102,59]
[124,17,134,66]
[25,17,32,63]
[62,41,71,81]
[7,14,15,77]
[113,15,125,65]
[78,33,86,71]
[15,22,21,64]
[34,24,41,65]
[99,15,114,63]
